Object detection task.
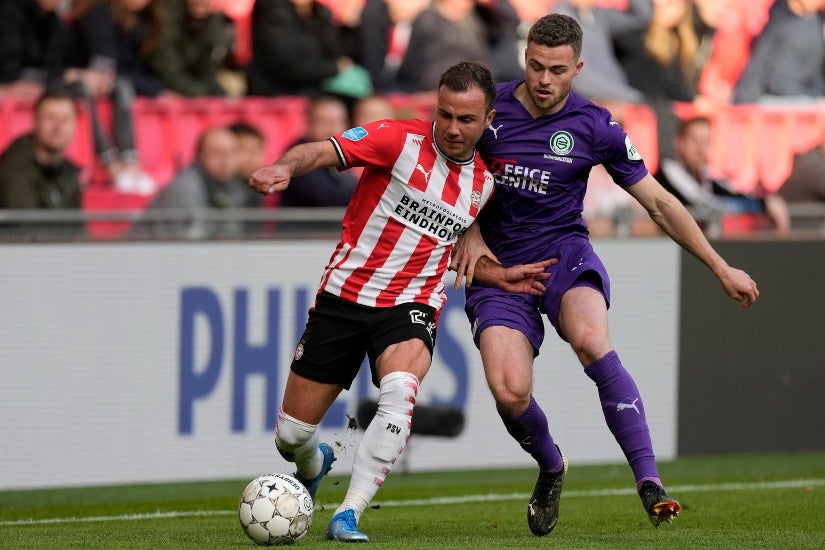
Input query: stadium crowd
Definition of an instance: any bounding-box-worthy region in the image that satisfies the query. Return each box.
[1,0,825,239]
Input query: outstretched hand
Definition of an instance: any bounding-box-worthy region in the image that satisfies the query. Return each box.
[719,266,759,308]
[451,223,498,289]
[498,258,558,296]
[249,164,291,195]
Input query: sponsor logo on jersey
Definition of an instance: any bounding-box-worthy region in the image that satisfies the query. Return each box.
[488,157,551,195]
[394,194,467,239]
[625,135,642,161]
[549,130,574,155]
[488,123,504,139]
[342,127,369,141]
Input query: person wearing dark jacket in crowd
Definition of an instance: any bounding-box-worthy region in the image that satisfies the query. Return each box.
[0,0,75,99]
[280,95,357,207]
[247,0,349,96]
[0,88,84,236]
[150,0,232,96]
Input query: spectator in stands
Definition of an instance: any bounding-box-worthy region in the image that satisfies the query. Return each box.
[355,0,430,92]
[477,0,523,83]
[733,0,825,104]
[0,87,82,211]
[396,0,497,92]
[779,138,825,203]
[68,0,166,192]
[280,94,357,207]
[555,0,651,105]
[351,93,396,127]
[228,121,265,181]
[614,0,705,105]
[656,116,790,233]
[145,125,260,238]
[70,0,166,97]
[150,0,234,96]
[0,0,77,99]
[614,0,716,158]
[692,0,750,105]
[247,0,364,97]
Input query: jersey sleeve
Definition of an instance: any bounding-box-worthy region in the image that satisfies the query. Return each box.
[329,119,403,170]
[592,110,649,189]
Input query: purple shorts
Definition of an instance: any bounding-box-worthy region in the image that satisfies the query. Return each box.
[464,236,610,353]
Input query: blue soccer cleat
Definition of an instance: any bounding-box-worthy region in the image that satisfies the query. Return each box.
[294,442,336,503]
[326,509,369,542]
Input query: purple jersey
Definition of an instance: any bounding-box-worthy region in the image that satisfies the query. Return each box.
[476,81,649,264]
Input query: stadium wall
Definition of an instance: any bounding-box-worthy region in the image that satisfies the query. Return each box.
[0,240,679,490]
[677,240,825,455]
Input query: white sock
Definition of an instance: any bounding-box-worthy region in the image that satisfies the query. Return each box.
[275,408,323,479]
[335,371,419,520]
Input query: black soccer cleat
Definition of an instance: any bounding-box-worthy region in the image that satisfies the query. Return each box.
[527,449,568,536]
[639,480,681,526]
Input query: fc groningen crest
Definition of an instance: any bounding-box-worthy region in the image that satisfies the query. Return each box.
[549,131,574,155]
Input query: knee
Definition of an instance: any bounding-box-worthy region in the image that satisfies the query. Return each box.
[377,371,419,414]
[568,327,610,366]
[488,380,531,416]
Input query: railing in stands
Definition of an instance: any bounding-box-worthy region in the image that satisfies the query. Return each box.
[1,205,823,243]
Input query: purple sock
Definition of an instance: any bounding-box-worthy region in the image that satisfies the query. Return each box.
[584,351,661,489]
[499,395,564,474]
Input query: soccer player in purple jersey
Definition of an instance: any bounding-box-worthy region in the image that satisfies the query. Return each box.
[450,14,759,536]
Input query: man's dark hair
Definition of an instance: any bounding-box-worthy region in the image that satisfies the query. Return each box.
[527,14,584,60]
[228,120,264,142]
[676,116,711,138]
[438,62,496,113]
[34,86,78,113]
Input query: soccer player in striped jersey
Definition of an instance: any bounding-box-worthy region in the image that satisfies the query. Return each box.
[450,14,760,535]
[249,61,555,542]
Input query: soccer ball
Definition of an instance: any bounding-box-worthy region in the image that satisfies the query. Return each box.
[238,473,313,545]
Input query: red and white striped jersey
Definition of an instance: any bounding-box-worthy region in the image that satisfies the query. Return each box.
[320,119,495,310]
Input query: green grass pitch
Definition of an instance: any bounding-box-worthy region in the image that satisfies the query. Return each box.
[2,452,823,549]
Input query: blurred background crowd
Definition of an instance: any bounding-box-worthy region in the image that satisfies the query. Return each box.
[2,0,825,240]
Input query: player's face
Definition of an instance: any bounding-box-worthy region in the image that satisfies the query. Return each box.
[522,42,582,116]
[433,85,495,161]
[34,99,77,155]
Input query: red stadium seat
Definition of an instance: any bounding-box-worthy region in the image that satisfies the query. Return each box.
[788,109,825,154]
[132,97,179,187]
[83,187,153,238]
[756,109,795,193]
[707,106,760,193]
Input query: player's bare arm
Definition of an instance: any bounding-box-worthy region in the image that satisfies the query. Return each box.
[249,140,342,195]
[451,221,500,288]
[627,173,760,308]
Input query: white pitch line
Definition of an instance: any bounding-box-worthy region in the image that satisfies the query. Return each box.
[2,478,822,527]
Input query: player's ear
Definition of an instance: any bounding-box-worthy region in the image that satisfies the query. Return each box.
[484,109,496,128]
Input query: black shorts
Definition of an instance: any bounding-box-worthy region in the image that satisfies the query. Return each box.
[291,291,438,389]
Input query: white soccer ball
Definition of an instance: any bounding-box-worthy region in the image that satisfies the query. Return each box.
[239,473,313,545]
